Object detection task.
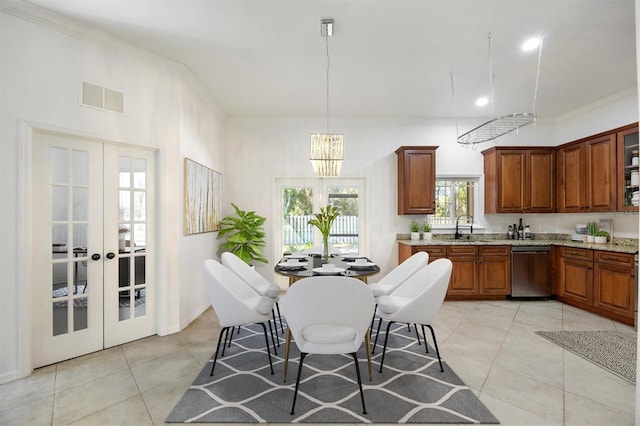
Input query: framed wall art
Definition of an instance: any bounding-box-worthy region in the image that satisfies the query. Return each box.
[184,158,222,235]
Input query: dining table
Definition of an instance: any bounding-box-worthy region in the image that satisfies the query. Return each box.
[274,253,380,286]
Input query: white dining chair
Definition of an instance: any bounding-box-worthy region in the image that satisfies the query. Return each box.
[221,252,284,333]
[368,251,428,350]
[203,259,277,376]
[375,258,452,373]
[282,276,375,415]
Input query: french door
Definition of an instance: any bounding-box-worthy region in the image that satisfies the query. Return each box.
[32,131,156,367]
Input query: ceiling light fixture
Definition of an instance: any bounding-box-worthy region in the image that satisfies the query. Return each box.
[456,33,544,146]
[476,97,489,107]
[310,18,343,177]
[522,36,541,52]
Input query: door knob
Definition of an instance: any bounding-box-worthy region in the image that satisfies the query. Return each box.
[91,253,101,261]
[106,252,116,259]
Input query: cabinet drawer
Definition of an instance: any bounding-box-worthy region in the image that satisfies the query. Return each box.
[413,245,446,260]
[560,247,593,261]
[595,250,635,268]
[447,246,478,257]
[479,246,510,256]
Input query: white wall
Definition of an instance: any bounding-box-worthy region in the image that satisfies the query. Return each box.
[0,6,225,382]
[225,92,639,284]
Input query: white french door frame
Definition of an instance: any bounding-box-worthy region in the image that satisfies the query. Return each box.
[15,120,160,377]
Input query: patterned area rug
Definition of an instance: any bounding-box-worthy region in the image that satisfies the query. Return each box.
[536,330,636,384]
[167,322,499,424]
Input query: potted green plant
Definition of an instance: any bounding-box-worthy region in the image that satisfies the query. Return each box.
[594,230,609,244]
[218,203,267,265]
[308,204,340,260]
[422,222,433,240]
[586,221,597,243]
[410,220,421,240]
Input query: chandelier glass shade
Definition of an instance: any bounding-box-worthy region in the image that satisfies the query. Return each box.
[310,133,343,176]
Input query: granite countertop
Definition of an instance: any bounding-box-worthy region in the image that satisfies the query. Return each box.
[397,234,638,254]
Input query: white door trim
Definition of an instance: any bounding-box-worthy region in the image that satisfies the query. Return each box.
[15,119,161,379]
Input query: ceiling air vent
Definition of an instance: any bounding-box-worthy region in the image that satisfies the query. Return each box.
[81,81,124,113]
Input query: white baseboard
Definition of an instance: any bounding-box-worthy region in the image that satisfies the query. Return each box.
[0,369,20,385]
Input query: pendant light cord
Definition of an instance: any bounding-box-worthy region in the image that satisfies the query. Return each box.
[325,32,331,133]
[488,32,495,115]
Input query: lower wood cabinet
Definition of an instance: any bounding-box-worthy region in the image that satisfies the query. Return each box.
[398,244,510,299]
[557,247,635,325]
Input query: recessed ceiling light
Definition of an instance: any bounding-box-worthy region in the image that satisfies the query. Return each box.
[475,97,489,107]
[522,37,541,52]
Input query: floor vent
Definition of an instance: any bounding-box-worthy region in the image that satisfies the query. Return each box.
[81,81,124,113]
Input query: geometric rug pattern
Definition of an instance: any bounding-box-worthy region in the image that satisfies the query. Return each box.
[167,322,499,423]
[536,330,636,384]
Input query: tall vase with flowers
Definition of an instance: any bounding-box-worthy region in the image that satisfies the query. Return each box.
[308,204,340,261]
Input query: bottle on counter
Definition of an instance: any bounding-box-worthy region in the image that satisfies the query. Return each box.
[524,224,531,239]
[507,225,514,239]
[518,218,524,240]
[512,223,517,239]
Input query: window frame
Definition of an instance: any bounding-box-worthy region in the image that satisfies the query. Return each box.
[432,174,484,230]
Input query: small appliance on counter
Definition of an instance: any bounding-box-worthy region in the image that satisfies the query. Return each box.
[572,223,587,241]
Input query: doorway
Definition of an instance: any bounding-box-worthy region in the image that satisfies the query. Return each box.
[32,131,156,367]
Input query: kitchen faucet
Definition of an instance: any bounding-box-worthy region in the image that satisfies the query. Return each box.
[454,214,474,239]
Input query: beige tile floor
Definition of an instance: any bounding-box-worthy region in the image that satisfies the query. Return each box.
[0,300,636,425]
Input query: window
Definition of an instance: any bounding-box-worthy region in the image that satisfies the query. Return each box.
[433,178,478,226]
[276,178,365,256]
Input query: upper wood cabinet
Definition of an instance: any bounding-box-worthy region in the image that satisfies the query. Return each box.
[557,133,617,212]
[483,147,555,213]
[395,146,438,214]
[616,123,640,212]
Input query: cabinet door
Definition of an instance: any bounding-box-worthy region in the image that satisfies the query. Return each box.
[479,256,511,295]
[616,125,639,212]
[585,134,616,211]
[593,263,635,319]
[396,147,437,214]
[448,257,479,296]
[527,149,556,212]
[558,256,593,305]
[496,150,525,212]
[557,143,585,212]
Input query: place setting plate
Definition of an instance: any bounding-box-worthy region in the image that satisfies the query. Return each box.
[278,261,308,270]
[283,254,307,260]
[312,266,345,275]
[345,261,377,270]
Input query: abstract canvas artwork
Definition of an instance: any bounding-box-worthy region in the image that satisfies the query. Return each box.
[184,158,222,235]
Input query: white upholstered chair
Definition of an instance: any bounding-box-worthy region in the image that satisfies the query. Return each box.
[221,252,284,333]
[282,276,375,415]
[375,258,452,373]
[368,251,428,350]
[203,259,277,376]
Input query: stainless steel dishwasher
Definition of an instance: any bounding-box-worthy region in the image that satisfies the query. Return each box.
[510,246,551,298]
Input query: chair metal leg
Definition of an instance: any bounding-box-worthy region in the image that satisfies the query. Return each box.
[414,323,422,346]
[271,312,280,347]
[369,304,378,339]
[378,320,395,373]
[407,323,411,332]
[351,352,367,415]
[259,322,275,375]
[372,316,383,354]
[210,327,229,376]
[283,327,291,382]
[222,327,231,356]
[426,324,444,372]
[364,330,373,381]
[420,324,429,353]
[267,320,278,356]
[290,352,308,415]
[276,302,284,333]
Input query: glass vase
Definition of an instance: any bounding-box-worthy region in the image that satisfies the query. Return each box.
[322,236,329,261]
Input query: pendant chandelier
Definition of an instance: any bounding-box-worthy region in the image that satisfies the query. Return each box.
[310,18,343,177]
